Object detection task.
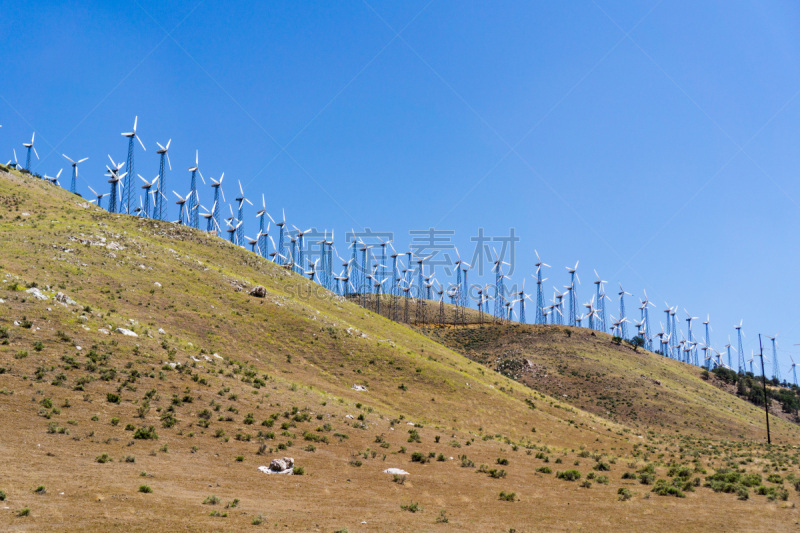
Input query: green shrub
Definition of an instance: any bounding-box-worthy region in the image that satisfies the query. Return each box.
[293,466,305,475]
[0,490,5,501]
[617,488,633,501]
[138,485,153,493]
[106,393,120,404]
[400,501,422,513]
[17,507,30,517]
[536,466,552,474]
[499,491,516,501]
[652,479,685,498]
[133,426,158,440]
[556,470,581,482]
[411,452,429,464]
[96,453,112,464]
[203,495,221,505]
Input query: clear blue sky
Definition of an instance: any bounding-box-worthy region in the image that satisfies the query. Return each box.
[3,1,800,377]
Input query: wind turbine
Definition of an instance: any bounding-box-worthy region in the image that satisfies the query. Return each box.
[535,251,551,325]
[186,149,205,228]
[735,320,745,374]
[640,290,655,349]
[173,191,191,225]
[6,148,19,169]
[235,180,253,246]
[685,311,699,366]
[138,174,159,219]
[275,209,287,265]
[593,270,607,332]
[209,173,225,235]
[43,169,62,186]
[725,337,735,369]
[22,132,38,171]
[767,334,781,383]
[789,355,798,387]
[87,185,108,210]
[121,116,146,214]
[492,250,510,319]
[618,284,631,338]
[106,155,126,214]
[566,262,580,326]
[62,154,88,194]
[255,194,270,258]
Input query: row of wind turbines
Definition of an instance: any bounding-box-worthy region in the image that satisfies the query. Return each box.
[4,118,798,390]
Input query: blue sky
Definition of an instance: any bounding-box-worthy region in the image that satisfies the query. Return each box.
[3,1,800,377]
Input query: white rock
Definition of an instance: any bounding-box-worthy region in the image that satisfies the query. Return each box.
[115,327,138,337]
[158,328,166,334]
[25,287,49,300]
[154,282,162,288]
[346,414,355,419]
[383,468,410,475]
[351,385,368,392]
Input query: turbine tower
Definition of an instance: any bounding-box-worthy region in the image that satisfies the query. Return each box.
[186,149,204,228]
[255,194,270,258]
[106,155,125,214]
[640,290,654,350]
[210,173,225,235]
[567,262,579,326]
[138,174,159,219]
[493,252,509,319]
[121,116,146,214]
[767,334,781,383]
[593,271,607,332]
[155,139,172,220]
[735,320,745,374]
[62,154,88,194]
[234,181,252,246]
[703,315,712,366]
[534,251,550,325]
[725,337,734,369]
[618,284,631,338]
[22,132,39,171]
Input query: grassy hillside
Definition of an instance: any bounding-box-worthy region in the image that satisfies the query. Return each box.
[423,323,799,442]
[1,166,799,532]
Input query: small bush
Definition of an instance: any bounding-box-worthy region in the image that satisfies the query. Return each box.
[618,487,633,501]
[133,426,158,440]
[536,466,552,474]
[499,491,516,501]
[293,466,305,475]
[0,490,5,501]
[96,453,112,464]
[556,470,581,482]
[411,452,429,464]
[34,485,46,495]
[496,458,509,466]
[106,393,120,404]
[203,495,221,505]
[17,507,31,517]
[652,479,685,498]
[400,501,422,513]
[138,485,153,493]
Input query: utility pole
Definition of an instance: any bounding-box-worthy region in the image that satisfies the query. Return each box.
[759,334,771,445]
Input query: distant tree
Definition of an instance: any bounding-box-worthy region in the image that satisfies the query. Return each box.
[630,337,645,351]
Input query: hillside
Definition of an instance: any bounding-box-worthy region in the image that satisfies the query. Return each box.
[1,166,800,532]
[422,324,799,441]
